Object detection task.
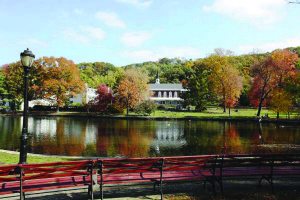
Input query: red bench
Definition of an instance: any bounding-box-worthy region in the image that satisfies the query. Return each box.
[0,160,95,200]
[96,155,214,200]
[204,154,300,193]
[2,154,298,199]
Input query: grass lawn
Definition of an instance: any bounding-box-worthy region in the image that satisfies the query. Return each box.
[149,107,299,119]
[7,107,299,120]
[0,151,71,164]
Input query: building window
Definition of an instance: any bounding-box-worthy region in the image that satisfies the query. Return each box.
[163,91,167,98]
[174,92,178,98]
[158,91,162,97]
[169,92,172,98]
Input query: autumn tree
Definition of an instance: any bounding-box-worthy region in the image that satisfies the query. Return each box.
[117,69,149,115]
[37,57,84,112]
[249,49,298,116]
[203,53,243,113]
[94,84,113,112]
[224,67,243,116]
[2,61,45,111]
[285,69,300,107]
[0,70,8,109]
[270,89,293,119]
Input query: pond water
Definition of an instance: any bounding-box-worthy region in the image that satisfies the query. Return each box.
[0,116,299,157]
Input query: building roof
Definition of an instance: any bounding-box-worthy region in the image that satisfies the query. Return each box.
[149,83,184,91]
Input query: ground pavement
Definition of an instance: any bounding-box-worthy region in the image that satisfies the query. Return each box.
[1,178,299,200]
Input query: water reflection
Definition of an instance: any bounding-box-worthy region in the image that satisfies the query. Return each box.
[151,121,186,155]
[0,116,299,157]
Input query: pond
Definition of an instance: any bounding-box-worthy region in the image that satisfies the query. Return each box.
[0,116,299,157]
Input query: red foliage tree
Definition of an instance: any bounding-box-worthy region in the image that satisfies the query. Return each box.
[94,84,113,112]
[249,49,298,116]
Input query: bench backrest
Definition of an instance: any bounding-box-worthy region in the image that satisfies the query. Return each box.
[204,153,300,175]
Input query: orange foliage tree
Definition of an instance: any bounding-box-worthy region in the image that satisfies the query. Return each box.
[37,57,84,111]
[117,69,149,115]
[2,61,45,110]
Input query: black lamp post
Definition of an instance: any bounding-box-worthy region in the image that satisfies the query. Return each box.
[19,48,35,164]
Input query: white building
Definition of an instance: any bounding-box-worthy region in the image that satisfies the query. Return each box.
[28,84,98,108]
[69,84,97,105]
[148,73,187,106]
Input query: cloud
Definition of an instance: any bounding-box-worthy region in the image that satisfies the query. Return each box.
[203,0,286,26]
[115,0,152,7]
[63,26,106,44]
[63,29,89,44]
[122,46,200,62]
[84,27,106,40]
[95,11,126,28]
[121,31,152,47]
[238,38,300,54]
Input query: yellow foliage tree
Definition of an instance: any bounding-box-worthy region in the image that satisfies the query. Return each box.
[270,89,293,119]
[203,54,243,113]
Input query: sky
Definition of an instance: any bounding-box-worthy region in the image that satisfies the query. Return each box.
[1,0,300,66]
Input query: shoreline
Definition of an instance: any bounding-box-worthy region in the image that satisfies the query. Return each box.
[1,111,300,124]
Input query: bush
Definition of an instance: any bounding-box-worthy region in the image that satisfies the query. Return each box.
[157,105,166,110]
[134,100,156,116]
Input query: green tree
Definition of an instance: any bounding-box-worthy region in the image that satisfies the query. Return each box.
[184,60,212,111]
[78,62,120,88]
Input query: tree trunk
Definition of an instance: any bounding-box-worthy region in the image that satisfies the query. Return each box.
[56,106,60,112]
[277,112,279,120]
[223,94,226,113]
[126,98,129,116]
[256,97,264,117]
[229,107,231,117]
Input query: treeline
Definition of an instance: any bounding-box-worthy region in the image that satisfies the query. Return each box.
[79,47,300,117]
[1,47,300,117]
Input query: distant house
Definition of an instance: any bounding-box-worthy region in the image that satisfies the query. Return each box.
[28,84,98,108]
[148,73,187,107]
[69,84,97,105]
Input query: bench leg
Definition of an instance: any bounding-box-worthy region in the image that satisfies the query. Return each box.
[20,192,25,200]
[152,181,163,199]
[88,185,94,200]
[203,177,217,195]
[160,182,163,200]
[216,177,223,195]
[100,183,103,200]
[259,175,274,192]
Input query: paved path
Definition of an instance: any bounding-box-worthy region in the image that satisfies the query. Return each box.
[1,178,299,200]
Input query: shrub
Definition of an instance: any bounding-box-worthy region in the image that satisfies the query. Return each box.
[134,100,156,116]
[157,105,166,110]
